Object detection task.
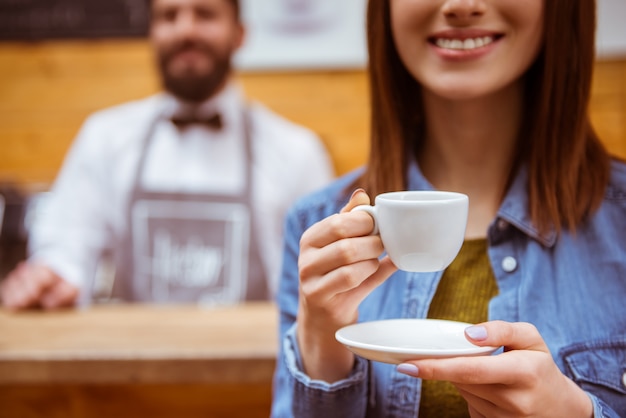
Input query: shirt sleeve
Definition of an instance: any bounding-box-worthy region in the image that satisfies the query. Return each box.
[250,106,336,297]
[28,115,115,294]
[271,201,369,418]
[587,392,623,418]
[272,323,370,418]
[297,131,335,194]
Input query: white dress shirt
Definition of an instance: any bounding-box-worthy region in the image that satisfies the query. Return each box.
[28,82,334,298]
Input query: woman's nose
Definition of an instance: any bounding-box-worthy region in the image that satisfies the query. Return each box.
[441,0,487,23]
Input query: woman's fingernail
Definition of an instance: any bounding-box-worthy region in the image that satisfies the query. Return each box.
[350,188,366,200]
[396,363,419,376]
[465,325,488,341]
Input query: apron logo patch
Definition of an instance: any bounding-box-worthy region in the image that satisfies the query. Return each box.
[153,229,224,287]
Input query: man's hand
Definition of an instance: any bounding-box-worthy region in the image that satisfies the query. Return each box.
[0,262,79,310]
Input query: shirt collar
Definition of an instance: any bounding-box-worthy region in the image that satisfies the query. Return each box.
[497,166,557,247]
[407,160,557,247]
[160,81,246,125]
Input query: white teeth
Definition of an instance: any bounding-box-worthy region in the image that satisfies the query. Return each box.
[450,39,463,49]
[463,38,476,49]
[435,36,494,51]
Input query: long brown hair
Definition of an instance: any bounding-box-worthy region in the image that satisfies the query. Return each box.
[359,0,611,234]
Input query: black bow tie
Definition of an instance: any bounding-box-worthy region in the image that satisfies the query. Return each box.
[170,113,223,130]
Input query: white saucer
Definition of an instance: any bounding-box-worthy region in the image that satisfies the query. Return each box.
[335,318,499,364]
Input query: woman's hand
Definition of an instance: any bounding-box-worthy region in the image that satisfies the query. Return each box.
[296,189,397,382]
[397,321,593,418]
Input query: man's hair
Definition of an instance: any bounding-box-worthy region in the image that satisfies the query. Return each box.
[358,0,610,235]
[148,0,241,21]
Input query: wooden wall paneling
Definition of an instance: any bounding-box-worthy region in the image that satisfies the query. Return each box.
[0,40,624,185]
[0,41,160,184]
[590,59,626,159]
[241,70,370,176]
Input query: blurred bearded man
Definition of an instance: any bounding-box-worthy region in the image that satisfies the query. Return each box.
[1,0,333,310]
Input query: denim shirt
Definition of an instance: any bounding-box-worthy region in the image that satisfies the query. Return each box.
[271,160,626,418]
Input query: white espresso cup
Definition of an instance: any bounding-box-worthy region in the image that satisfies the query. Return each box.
[351,191,468,272]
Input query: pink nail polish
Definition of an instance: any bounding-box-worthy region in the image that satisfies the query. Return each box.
[350,188,366,200]
[465,325,488,341]
[396,363,419,376]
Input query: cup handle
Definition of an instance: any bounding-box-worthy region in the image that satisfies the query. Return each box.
[350,205,379,235]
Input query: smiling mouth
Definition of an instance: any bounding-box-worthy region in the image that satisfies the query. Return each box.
[431,35,502,51]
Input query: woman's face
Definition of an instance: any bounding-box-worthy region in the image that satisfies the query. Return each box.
[390,0,544,101]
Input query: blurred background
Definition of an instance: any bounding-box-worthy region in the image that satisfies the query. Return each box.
[0,0,625,281]
[0,1,624,417]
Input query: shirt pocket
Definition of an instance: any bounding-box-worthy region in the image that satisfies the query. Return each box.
[560,339,626,414]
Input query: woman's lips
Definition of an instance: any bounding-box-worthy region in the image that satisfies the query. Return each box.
[428,32,504,60]
[433,35,495,51]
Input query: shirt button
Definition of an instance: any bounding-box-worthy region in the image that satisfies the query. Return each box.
[622,371,626,388]
[497,219,509,231]
[501,256,518,273]
[408,299,418,317]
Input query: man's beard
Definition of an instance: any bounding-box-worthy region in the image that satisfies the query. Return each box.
[157,40,232,103]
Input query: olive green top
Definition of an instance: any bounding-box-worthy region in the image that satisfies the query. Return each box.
[418,239,499,418]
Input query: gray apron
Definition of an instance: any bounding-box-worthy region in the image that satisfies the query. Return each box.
[111,105,268,305]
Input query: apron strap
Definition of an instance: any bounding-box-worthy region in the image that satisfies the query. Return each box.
[112,101,269,303]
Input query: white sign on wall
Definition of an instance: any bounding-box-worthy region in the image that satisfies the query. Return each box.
[597,0,626,58]
[234,0,367,71]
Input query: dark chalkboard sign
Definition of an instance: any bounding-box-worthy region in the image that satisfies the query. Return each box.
[0,0,150,40]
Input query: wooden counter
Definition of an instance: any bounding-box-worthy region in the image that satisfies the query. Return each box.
[0,302,278,418]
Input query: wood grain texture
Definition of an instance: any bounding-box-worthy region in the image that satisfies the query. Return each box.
[0,40,369,184]
[0,40,624,185]
[0,300,277,416]
[0,302,277,384]
[0,383,271,418]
